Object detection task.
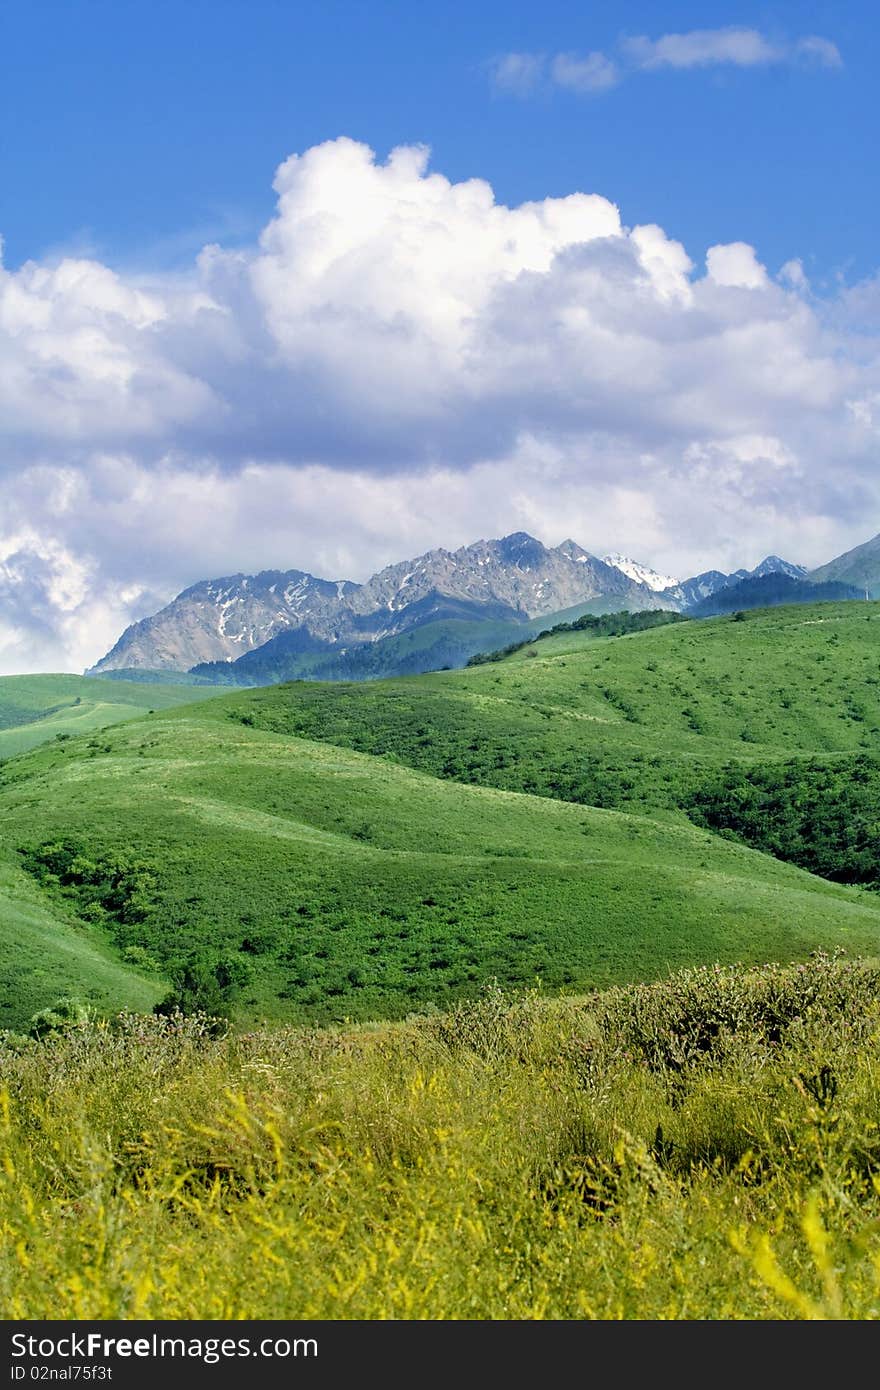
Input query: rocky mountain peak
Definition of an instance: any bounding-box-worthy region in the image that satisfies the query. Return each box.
[88,531,671,675]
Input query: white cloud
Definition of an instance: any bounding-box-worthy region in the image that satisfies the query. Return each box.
[0,137,879,673]
[623,28,782,70]
[551,51,619,93]
[488,52,545,96]
[492,28,842,99]
[706,242,769,289]
[779,259,810,292]
[794,36,844,69]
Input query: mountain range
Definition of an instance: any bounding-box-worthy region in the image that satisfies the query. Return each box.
[87,530,879,685]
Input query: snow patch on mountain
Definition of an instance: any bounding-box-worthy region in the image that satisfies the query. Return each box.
[603,554,679,593]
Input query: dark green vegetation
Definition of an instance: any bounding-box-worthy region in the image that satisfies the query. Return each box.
[2,602,880,1030]
[687,755,880,888]
[0,673,218,758]
[466,607,684,664]
[688,573,861,617]
[4,955,880,1318]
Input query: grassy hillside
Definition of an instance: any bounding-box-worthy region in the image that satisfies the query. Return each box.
[4,955,880,1319]
[0,674,219,759]
[1,689,879,1027]
[3,602,880,1030]
[0,861,162,1031]
[219,603,880,812]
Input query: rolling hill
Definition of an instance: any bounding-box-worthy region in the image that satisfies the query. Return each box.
[0,673,220,759]
[2,601,880,1031]
[214,601,880,810]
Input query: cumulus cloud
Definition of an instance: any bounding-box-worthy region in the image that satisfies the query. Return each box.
[706,242,769,289]
[0,137,879,673]
[492,28,842,98]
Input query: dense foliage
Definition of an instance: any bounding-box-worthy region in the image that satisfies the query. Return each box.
[687,754,880,888]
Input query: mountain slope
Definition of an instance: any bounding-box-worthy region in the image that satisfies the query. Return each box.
[88,536,815,685]
[809,532,880,597]
[602,554,679,591]
[659,556,806,610]
[217,601,880,813]
[88,570,355,674]
[746,555,807,581]
[688,573,861,617]
[88,533,666,677]
[191,597,675,686]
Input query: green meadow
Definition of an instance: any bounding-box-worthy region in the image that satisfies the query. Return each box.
[4,602,880,1319]
[0,673,217,758]
[2,607,880,1028]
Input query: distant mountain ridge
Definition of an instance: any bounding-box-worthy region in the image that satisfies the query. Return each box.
[89,533,668,677]
[688,573,862,618]
[90,531,865,686]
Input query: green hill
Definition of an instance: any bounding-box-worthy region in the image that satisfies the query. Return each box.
[0,673,220,758]
[0,860,162,1031]
[211,600,880,895]
[6,612,880,1324]
[214,601,880,807]
[2,603,880,1029]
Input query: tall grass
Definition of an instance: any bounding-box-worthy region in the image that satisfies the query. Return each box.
[3,953,880,1319]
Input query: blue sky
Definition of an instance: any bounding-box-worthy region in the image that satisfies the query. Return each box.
[1,2,879,672]
[3,0,872,281]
